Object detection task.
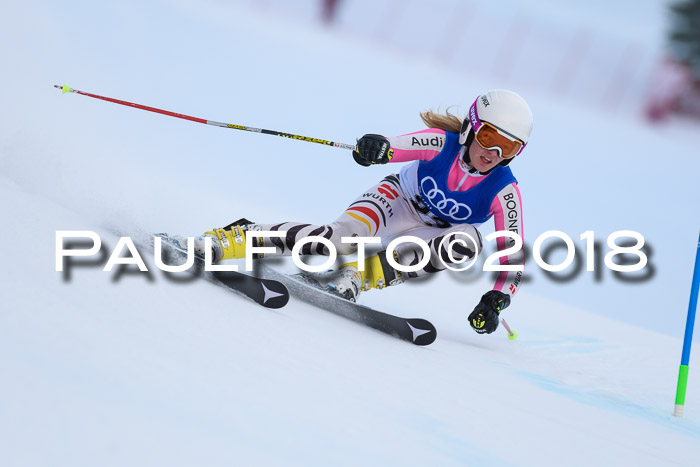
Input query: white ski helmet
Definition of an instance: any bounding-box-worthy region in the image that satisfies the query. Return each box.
[459,89,533,165]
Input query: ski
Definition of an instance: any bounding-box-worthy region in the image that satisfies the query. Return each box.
[256,264,437,346]
[155,235,289,309]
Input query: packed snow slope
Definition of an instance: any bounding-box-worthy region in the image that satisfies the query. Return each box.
[3,177,700,466]
[1,1,700,466]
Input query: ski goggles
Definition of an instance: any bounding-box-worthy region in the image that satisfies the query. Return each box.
[466,99,526,160]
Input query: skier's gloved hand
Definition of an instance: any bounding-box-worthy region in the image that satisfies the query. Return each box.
[353,134,393,166]
[468,290,511,334]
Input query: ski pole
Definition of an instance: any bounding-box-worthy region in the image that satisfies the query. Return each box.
[674,230,700,417]
[501,318,518,341]
[54,84,356,151]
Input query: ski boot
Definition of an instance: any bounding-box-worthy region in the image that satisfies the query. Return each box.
[304,250,404,302]
[167,218,254,263]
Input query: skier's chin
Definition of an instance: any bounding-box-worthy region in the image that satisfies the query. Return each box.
[473,159,494,173]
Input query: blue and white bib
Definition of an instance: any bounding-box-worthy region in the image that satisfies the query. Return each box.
[399,131,517,225]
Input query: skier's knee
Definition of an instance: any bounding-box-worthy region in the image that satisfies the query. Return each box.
[443,224,482,256]
[326,221,366,256]
[335,242,357,256]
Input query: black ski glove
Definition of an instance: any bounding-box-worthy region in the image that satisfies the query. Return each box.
[353,134,393,166]
[468,290,511,334]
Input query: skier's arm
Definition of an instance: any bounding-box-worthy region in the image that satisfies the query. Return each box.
[386,128,446,162]
[467,183,523,335]
[353,129,446,166]
[489,182,525,298]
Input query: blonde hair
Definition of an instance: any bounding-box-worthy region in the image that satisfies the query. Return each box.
[420,106,463,133]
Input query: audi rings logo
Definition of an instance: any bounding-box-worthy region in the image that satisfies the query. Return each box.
[420,176,472,221]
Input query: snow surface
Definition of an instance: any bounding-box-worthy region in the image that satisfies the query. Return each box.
[1,0,700,465]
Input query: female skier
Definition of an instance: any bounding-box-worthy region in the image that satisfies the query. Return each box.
[178,89,531,335]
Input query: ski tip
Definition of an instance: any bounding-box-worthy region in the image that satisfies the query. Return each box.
[406,319,437,346]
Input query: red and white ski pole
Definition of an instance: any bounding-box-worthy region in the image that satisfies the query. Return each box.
[54,84,356,151]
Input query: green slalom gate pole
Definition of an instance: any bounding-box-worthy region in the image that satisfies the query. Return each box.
[675,231,700,417]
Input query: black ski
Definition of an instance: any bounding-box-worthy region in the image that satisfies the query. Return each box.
[256,264,437,345]
[156,235,289,309]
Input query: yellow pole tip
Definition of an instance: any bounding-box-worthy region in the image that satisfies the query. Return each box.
[62,84,72,94]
